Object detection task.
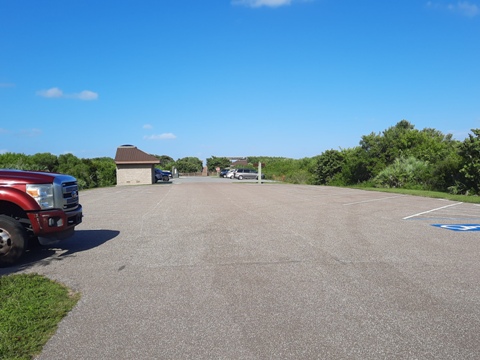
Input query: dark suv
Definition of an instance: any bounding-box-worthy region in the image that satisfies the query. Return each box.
[154,169,170,182]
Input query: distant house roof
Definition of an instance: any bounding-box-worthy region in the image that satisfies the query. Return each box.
[232,159,248,166]
[114,145,160,165]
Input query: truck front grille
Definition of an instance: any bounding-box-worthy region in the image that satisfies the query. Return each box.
[62,181,80,210]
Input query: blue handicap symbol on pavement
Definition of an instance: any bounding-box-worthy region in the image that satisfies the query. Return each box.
[432,224,480,232]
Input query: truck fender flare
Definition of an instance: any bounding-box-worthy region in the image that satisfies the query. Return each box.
[0,187,41,212]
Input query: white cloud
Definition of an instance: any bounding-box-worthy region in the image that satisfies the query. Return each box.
[144,133,177,140]
[72,90,99,100]
[19,128,42,137]
[232,0,292,8]
[36,87,99,100]
[37,87,64,98]
[427,1,479,17]
[456,1,479,16]
[143,124,153,129]
[0,149,7,154]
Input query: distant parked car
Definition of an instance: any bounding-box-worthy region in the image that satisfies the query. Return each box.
[234,168,265,180]
[225,169,237,179]
[154,168,170,182]
[220,169,229,177]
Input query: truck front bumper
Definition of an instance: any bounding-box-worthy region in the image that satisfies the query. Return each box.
[27,205,83,240]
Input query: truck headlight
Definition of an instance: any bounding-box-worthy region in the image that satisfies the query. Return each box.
[26,184,55,209]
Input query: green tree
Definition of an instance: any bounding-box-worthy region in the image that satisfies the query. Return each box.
[0,152,36,170]
[457,129,480,195]
[57,153,81,174]
[314,150,344,185]
[340,120,459,187]
[175,157,203,173]
[91,157,117,187]
[57,154,92,189]
[430,151,462,192]
[206,156,231,172]
[408,128,457,163]
[30,152,59,172]
[153,155,174,167]
[340,147,371,184]
[355,120,417,180]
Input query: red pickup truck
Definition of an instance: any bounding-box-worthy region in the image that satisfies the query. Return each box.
[0,169,83,266]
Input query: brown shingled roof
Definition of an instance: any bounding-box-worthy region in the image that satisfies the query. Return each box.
[114,145,160,164]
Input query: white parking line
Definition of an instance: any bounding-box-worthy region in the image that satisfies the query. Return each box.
[343,195,405,206]
[403,202,463,220]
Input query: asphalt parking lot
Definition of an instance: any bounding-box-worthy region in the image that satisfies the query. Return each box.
[3,177,480,359]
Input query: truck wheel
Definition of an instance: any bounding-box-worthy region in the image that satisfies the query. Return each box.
[0,215,27,267]
[238,175,243,180]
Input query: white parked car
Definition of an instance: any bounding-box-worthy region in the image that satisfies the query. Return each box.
[225,169,236,179]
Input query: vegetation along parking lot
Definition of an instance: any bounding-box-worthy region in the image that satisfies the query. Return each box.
[1,121,479,198]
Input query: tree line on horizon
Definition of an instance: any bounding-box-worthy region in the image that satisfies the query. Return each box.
[1,120,479,195]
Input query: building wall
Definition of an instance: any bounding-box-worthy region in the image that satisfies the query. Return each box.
[116,164,154,186]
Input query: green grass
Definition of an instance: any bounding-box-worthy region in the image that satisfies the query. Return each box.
[350,186,480,204]
[0,274,80,360]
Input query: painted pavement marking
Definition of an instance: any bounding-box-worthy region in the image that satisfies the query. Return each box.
[432,224,480,232]
[403,202,463,220]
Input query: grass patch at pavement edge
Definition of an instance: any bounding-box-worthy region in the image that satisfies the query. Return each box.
[0,273,80,360]
[350,186,480,204]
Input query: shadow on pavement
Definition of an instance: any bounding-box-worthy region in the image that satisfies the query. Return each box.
[0,229,119,275]
[154,180,172,184]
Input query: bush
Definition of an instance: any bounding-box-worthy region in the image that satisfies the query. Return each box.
[374,156,431,189]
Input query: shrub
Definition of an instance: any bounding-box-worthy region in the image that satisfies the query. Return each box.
[374,156,431,189]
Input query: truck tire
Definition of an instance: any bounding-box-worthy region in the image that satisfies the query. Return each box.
[0,215,27,267]
[238,175,243,180]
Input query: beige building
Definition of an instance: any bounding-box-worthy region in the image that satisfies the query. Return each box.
[114,145,160,186]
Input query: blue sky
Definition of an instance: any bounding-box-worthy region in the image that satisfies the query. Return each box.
[0,0,479,161]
